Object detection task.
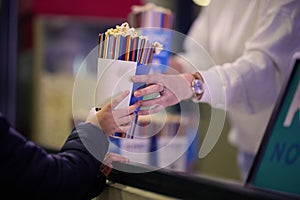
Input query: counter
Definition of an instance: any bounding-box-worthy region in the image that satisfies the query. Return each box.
[98,161,297,200]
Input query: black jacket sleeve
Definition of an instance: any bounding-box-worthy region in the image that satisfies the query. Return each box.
[0,113,109,200]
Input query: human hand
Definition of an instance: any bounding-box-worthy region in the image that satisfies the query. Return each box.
[86,90,139,137]
[99,152,129,177]
[97,90,140,137]
[131,73,194,115]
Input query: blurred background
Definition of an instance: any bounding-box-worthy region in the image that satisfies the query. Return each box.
[0,0,239,181]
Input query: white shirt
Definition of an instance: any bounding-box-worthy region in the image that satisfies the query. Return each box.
[175,0,300,153]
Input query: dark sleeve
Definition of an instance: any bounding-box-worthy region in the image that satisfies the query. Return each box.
[0,114,109,200]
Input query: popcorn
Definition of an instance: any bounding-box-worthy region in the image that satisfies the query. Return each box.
[131,3,172,16]
[153,41,163,54]
[98,22,163,65]
[97,22,164,138]
[105,22,137,37]
[129,3,174,28]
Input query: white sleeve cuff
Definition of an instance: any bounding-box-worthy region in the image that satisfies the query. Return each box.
[199,69,226,110]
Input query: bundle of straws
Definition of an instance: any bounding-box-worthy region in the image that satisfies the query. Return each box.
[98,22,162,65]
[128,3,174,29]
[97,22,162,139]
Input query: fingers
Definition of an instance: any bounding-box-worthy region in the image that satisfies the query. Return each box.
[131,74,154,83]
[117,113,136,125]
[133,83,163,98]
[114,112,137,133]
[136,91,180,115]
[103,152,129,167]
[110,90,140,115]
[97,97,139,137]
[131,74,164,86]
[138,105,165,115]
[99,164,112,177]
[114,102,139,116]
[100,153,129,177]
[132,73,166,98]
[128,102,140,113]
[111,90,130,108]
[137,97,163,107]
[114,124,132,133]
[111,103,139,128]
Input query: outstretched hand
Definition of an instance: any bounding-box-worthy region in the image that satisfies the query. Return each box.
[86,90,139,137]
[99,152,129,177]
[97,90,140,137]
[131,73,193,115]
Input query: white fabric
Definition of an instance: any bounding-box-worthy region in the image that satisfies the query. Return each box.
[176,0,300,153]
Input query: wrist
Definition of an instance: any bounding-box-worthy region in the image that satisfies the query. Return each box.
[181,73,194,100]
[85,107,102,129]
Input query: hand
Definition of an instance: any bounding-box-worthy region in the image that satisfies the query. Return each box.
[99,152,129,177]
[131,73,194,115]
[97,90,140,137]
[86,90,140,137]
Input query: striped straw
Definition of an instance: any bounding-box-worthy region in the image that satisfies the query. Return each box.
[97,23,162,65]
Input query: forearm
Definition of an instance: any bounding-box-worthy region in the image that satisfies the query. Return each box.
[0,121,108,199]
[195,2,300,113]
